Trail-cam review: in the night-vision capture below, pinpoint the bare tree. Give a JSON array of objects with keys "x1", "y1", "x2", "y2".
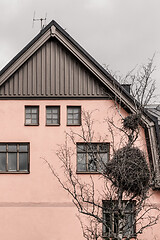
[{"x1": 45, "y1": 57, "x2": 159, "y2": 240}]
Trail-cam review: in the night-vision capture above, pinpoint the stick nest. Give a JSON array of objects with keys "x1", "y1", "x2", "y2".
[
  {"x1": 123, "y1": 114, "x2": 140, "y2": 131},
  {"x1": 106, "y1": 146, "x2": 150, "y2": 197}
]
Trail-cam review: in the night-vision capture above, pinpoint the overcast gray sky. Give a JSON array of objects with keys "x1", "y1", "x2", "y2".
[{"x1": 0, "y1": 0, "x2": 160, "y2": 99}]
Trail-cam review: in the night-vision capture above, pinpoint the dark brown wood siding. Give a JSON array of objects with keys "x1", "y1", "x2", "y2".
[{"x1": 0, "y1": 39, "x2": 110, "y2": 98}]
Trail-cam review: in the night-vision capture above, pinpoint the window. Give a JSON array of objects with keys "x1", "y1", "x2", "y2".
[
  {"x1": 77, "y1": 143, "x2": 109, "y2": 172},
  {"x1": 25, "y1": 106, "x2": 39, "y2": 125},
  {"x1": 46, "y1": 106, "x2": 60, "y2": 125},
  {"x1": 103, "y1": 200, "x2": 135, "y2": 238},
  {"x1": 0, "y1": 143, "x2": 29, "y2": 173},
  {"x1": 67, "y1": 106, "x2": 81, "y2": 126}
]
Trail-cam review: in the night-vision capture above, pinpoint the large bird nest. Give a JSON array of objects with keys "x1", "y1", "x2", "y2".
[
  {"x1": 105, "y1": 146, "x2": 150, "y2": 197},
  {"x1": 123, "y1": 114, "x2": 140, "y2": 131}
]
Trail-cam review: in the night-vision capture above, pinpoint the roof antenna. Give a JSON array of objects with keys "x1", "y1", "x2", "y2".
[{"x1": 32, "y1": 11, "x2": 47, "y2": 30}]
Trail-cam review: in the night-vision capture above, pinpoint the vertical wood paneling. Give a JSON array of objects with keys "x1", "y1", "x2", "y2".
[
  {"x1": 4, "y1": 81, "x2": 8, "y2": 95},
  {"x1": 9, "y1": 76, "x2": 13, "y2": 95},
  {"x1": 45, "y1": 41, "x2": 51, "y2": 96},
  {"x1": 32, "y1": 54, "x2": 37, "y2": 95},
  {"x1": 0, "y1": 39, "x2": 109, "y2": 98},
  {"x1": 50, "y1": 41, "x2": 54, "y2": 95},
  {"x1": 13, "y1": 72, "x2": 18, "y2": 95},
  {"x1": 55, "y1": 42, "x2": 59, "y2": 95},
  {"x1": 0, "y1": 85, "x2": 4, "y2": 95},
  {"x1": 18, "y1": 68, "x2": 22, "y2": 95},
  {"x1": 64, "y1": 52, "x2": 68, "y2": 95},
  {"x1": 27, "y1": 59, "x2": 32, "y2": 96},
  {"x1": 73, "y1": 62, "x2": 77, "y2": 95},
  {"x1": 78, "y1": 66, "x2": 81, "y2": 95},
  {"x1": 92, "y1": 78, "x2": 95, "y2": 95},
  {"x1": 36, "y1": 50, "x2": 41, "y2": 95},
  {"x1": 23, "y1": 64, "x2": 28, "y2": 95},
  {"x1": 41, "y1": 45, "x2": 46, "y2": 95},
  {"x1": 82, "y1": 70, "x2": 85, "y2": 95},
  {"x1": 59, "y1": 46, "x2": 65, "y2": 95}
]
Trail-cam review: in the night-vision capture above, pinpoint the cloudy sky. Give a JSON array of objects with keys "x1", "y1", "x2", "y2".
[{"x1": 0, "y1": 0, "x2": 160, "y2": 99}]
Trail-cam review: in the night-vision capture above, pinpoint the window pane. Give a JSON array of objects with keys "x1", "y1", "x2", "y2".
[
  {"x1": 114, "y1": 213, "x2": 119, "y2": 234},
  {"x1": 26, "y1": 113, "x2": 31, "y2": 119},
  {"x1": 77, "y1": 153, "x2": 86, "y2": 171},
  {"x1": 46, "y1": 108, "x2": 52, "y2": 113},
  {"x1": 32, "y1": 119, "x2": 38, "y2": 124},
  {"x1": 0, "y1": 153, "x2": 6, "y2": 171},
  {"x1": 47, "y1": 119, "x2": 52, "y2": 124},
  {"x1": 103, "y1": 213, "x2": 112, "y2": 234},
  {"x1": 88, "y1": 154, "x2": 97, "y2": 171},
  {"x1": 68, "y1": 114, "x2": 73, "y2": 119},
  {"x1": 52, "y1": 119, "x2": 58, "y2": 124},
  {"x1": 73, "y1": 119, "x2": 79, "y2": 125},
  {"x1": 26, "y1": 119, "x2": 31, "y2": 124},
  {"x1": 19, "y1": 153, "x2": 28, "y2": 171},
  {"x1": 99, "y1": 143, "x2": 108, "y2": 152},
  {"x1": 67, "y1": 119, "x2": 73, "y2": 125},
  {"x1": 0, "y1": 145, "x2": 6, "y2": 152},
  {"x1": 52, "y1": 114, "x2": 58, "y2": 119},
  {"x1": 124, "y1": 214, "x2": 134, "y2": 235},
  {"x1": 77, "y1": 144, "x2": 86, "y2": 152},
  {"x1": 99, "y1": 153, "x2": 108, "y2": 163},
  {"x1": 8, "y1": 144, "x2": 17, "y2": 152},
  {"x1": 19, "y1": 144, "x2": 28, "y2": 152},
  {"x1": 73, "y1": 113, "x2": 79, "y2": 119},
  {"x1": 8, "y1": 153, "x2": 17, "y2": 171},
  {"x1": 31, "y1": 108, "x2": 38, "y2": 113},
  {"x1": 52, "y1": 108, "x2": 58, "y2": 114},
  {"x1": 67, "y1": 108, "x2": 73, "y2": 114},
  {"x1": 88, "y1": 144, "x2": 97, "y2": 152},
  {"x1": 73, "y1": 108, "x2": 79, "y2": 113},
  {"x1": 47, "y1": 113, "x2": 52, "y2": 119},
  {"x1": 32, "y1": 114, "x2": 37, "y2": 119},
  {"x1": 25, "y1": 108, "x2": 31, "y2": 113}
]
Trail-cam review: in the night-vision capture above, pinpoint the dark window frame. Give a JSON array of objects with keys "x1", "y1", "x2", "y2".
[
  {"x1": 67, "y1": 106, "x2": 81, "y2": 126},
  {"x1": 103, "y1": 200, "x2": 136, "y2": 239},
  {"x1": 46, "y1": 106, "x2": 60, "y2": 126},
  {"x1": 25, "y1": 106, "x2": 39, "y2": 126},
  {"x1": 77, "y1": 142, "x2": 110, "y2": 173},
  {"x1": 0, "y1": 143, "x2": 30, "y2": 173}
]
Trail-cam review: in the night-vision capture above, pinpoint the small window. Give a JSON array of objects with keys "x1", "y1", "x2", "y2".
[
  {"x1": 46, "y1": 106, "x2": 60, "y2": 126},
  {"x1": 103, "y1": 200, "x2": 135, "y2": 238},
  {"x1": 0, "y1": 143, "x2": 29, "y2": 173},
  {"x1": 67, "y1": 106, "x2": 81, "y2": 126},
  {"x1": 77, "y1": 143, "x2": 109, "y2": 172},
  {"x1": 25, "y1": 106, "x2": 39, "y2": 125}
]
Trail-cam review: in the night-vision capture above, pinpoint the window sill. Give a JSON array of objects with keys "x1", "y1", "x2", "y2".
[
  {"x1": 0, "y1": 171, "x2": 30, "y2": 174},
  {"x1": 46, "y1": 124, "x2": 60, "y2": 126},
  {"x1": 67, "y1": 124, "x2": 81, "y2": 127},
  {"x1": 25, "y1": 124, "x2": 39, "y2": 126}
]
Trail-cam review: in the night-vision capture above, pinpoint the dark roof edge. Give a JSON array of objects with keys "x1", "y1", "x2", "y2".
[{"x1": 0, "y1": 21, "x2": 55, "y2": 76}]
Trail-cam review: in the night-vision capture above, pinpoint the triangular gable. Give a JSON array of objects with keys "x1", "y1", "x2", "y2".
[{"x1": 0, "y1": 39, "x2": 111, "y2": 98}]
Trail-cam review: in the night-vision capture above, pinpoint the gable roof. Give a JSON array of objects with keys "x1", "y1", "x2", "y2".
[
  {"x1": 0, "y1": 21, "x2": 130, "y2": 99},
  {"x1": 0, "y1": 20, "x2": 160, "y2": 188}
]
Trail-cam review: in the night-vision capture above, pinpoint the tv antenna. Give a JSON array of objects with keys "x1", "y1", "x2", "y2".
[{"x1": 32, "y1": 11, "x2": 47, "y2": 30}]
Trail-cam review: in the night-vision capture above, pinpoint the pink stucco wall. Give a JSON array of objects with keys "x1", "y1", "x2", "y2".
[{"x1": 0, "y1": 99, "x2": 159, "y2": 240}]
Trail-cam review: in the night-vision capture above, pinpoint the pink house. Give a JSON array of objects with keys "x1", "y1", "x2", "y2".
[{"x1": 0, "y1": 20, "x2": 159, "y2": 240}]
